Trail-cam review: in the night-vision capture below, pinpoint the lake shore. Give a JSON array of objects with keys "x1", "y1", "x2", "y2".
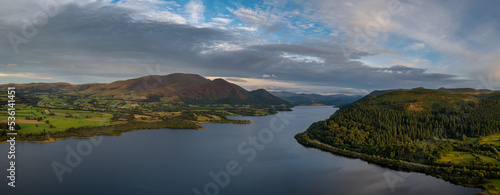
[
  {"x1": 0, "y1": 118, "x2": 252, "y2": 144},
  {"x1": 294, "y1": 132, "x2": 493, "y2": 194}
]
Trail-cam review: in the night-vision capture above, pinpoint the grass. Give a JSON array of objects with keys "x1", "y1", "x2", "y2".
[
  {"x1": 488, "y1": 179, "x2": 500, "y2": 193},
  {"x1": 444, "y1": 137, "x2": 479, "y2": 144},
  {"x1": 196, "y1": 116, "x2": 210, "y2": 122},
  {"x1": 0, "y1": 95, "x2": 267, "y2": 135},
  {"x1": 465, "y1": 137, "x2": 480, "y2": 144},
  {"x1": 438, "y1": 151, "x2": 500, "y2": 166},
  {"x1": 1, "y1": 103, "x2": 255, "y2": 134},
  {"x1": 0, "y1": 105, "x2": 115, "y2": 133},
  {"x1": 439, "y1": 151, "x2": 476, "y2": 164},
  {"x1": 481, "y1": 133, "x2": 500, "y2": 146}
]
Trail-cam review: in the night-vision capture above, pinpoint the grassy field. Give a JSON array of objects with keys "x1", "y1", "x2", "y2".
[
  {"x1": 481, "y1": 133, "x2": 500, "y2": 146},
  {"x1": 0, "y1": 103, "x2": 254, "y2": 134},
  {"x1": 0, "y1": 105, "x2": 115, "y2": 134},
  {"x1": 438, "y1": 151, "x2": 500, "y2": 166},
  {"x1": 444, "y1": 137, "x2": 479, "y2": 144}
]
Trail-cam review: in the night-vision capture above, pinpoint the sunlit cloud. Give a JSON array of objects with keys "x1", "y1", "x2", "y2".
[
  {"x1": 0, "y1": 73, "x2": 53, "y2": 80},
  {"x1": 207, "y1": 76, "x2": 369, "y2": 95}
]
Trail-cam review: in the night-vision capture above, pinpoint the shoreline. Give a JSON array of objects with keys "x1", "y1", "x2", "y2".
[
  {"x1": 0, "y1": 117, "x2": 255, "y2": 144},
  {"x1": 294, "y1": 132, "x2": 494, "y2": 194}
]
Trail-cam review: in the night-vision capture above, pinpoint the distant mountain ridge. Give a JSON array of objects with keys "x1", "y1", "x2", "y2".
[
  {"x1": 270, "y1": 91, "x2": 362, "y2": 106},
  {"x1": 0, "y1": 73, "x2": 291, "y2": 106}
]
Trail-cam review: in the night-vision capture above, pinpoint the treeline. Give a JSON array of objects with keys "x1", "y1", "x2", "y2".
[{"x1": 296, "y1": 133, "x2": 497, "y2": 188}]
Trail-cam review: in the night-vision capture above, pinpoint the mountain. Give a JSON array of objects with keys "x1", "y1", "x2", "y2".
[
  {"x1": 0, "y1": 73, "x2": 290, "y2": 106},
  {"x1": 249, "y1": 89, "x2": 291, "y2": 106},
  {"x1": 270, "y1": 91, "x2": 362, "y2": 106}
]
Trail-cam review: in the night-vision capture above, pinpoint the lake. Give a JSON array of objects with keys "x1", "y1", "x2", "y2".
[{"x1": 1, "y1": 106, "x2": 479, "y2": 194}]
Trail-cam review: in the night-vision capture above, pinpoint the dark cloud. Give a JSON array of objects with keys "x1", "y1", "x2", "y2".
[{"x1": 0, "y1": 0, "x2": 469, "y2": 93}]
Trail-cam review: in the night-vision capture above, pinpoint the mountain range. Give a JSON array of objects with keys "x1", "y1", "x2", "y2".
[
  {"x1": 0, "y1": 73, "x2": 290, "y2": 106},
  {"x1": 270, "y1": 91, "x2": 362, "y2": 106}
]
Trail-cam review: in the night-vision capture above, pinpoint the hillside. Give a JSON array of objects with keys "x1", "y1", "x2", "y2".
[
  {"x1": 271, "y1": 91, "x2": 362, "y2": 106},
  {"x1": 296, "y1": 88, "x2": 500, "y2": 193}
]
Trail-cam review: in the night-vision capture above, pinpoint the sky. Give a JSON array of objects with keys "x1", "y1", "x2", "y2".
[{"x1": 0, "y1": 0, "x2": 499, "y2": 95}]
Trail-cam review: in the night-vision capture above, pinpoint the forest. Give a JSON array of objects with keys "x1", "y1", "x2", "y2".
[{"x1": 298, "y1": 88, "x2": 500, "y2": 193}]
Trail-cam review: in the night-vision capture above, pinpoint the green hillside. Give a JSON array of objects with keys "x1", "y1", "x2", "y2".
[{"x1": 297, "y1": 88, "x2": 500, "y2": 194}]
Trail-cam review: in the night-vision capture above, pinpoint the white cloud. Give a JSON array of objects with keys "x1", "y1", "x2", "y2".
[
  {"x1": 281, "y1": 53, "x2": 325, "y2": 63},
  {"x1": 228, "y1": 7, "x2": 285, "y2": 32},
  {"x1": 262, "y1": 74, "x2": 277, "y2": 78},
  {"x1": 185, "y1": 0, "x2": 205, "y2": 25},
  {"x1": 115, "y1": 0, "x2": 187, "y2": 24},
  {"x1": 200, "y1": 41, "x2": 244, "y2": 54},
  {"x1": 212, "y1": 17, "x2": 232, "y2": 24},
  {"x1": 235, "y1": 26, "x2": 258, "y2": 32}
]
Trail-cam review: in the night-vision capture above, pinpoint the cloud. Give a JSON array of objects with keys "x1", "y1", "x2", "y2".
[
  {"x1": 0, "y1": 73, "x2": 53, "y2": 80},
  {"x1": 185, "y1": 0, "x2": 205, "y2": 25},
  {"x1": 207, "y1": 76, "x2": 369, "y2": 95},
  {"x1": 405, "y1": 42, "x2": 425, "y2": 50},
  {"x1": 0, "y1": 0, "x2": 492, "y2": 92},
  {"x1": 262, "y1": 74, "x2": 277, "y2": 78},
  {"x1": 0, "y1": 64, "x2": 17, "y2": 68},
  {"x1": 115, "y1": 0, "x2": 187, "y2": 24},
  {"x1": 281, "y1": 53, "x2": 325, "y2": 63},
  {"x1": 212, "y1": 17, "x2": 232, "y2": 24},
  {"x1": 229, "y1": 7, "x2": 286, "y2": 33}
]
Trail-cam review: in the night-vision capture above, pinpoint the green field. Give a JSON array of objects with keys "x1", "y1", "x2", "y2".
[
  {"x1": 0, "y1": 105, "x2": 115, "y2": 134},
  {"x1": 481, "y1": 133, "x2": 500, "y2": 146},
  {"x1": 0, "y1": 102, "x2": 256, "y2": 135},
  {"x1": 438, "y1": 151, "x2": 500, "y2": 166},
  {"x1": 489, "y1": 179, "x2": 500, "y2": 194}
]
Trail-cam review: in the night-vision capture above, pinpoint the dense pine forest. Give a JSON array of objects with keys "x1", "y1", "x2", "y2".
[{"x1": 297, "y1": 88, "x2": 500, "y2": 194}]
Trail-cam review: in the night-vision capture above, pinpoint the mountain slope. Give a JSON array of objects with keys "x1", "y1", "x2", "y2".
[
  {"x1": 178, "y1": 78, "x2": 254, "y2": 104},
  {"x1": 250, "y1": 89, "x2": 291, "y2": 106}
]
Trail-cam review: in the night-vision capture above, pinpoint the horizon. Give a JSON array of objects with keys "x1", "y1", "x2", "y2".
[{"x1": 1, "y1": 72, "x2": 497, "y2": 96}]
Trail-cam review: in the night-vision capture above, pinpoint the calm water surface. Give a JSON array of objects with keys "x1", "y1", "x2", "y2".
[{"x1": 1, "y1": 106, "x2": 479, "y2": 194}]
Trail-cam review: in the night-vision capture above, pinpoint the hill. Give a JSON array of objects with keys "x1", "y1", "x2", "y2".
[
  {"x1": 270, "y1": 91, "x2": 362, "y2": 106},
  {"x1": 296, "y1": 88, "x2": 500, "y2": 193}
]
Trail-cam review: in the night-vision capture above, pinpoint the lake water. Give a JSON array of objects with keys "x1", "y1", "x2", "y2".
[{"x1": 1, "y1": 106, "x2": 479, "y2": 194}]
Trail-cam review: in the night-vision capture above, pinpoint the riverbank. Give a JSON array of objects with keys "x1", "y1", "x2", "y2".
[{"x1": 294, "y1": 132, "x2": 495, "y2": 195}]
